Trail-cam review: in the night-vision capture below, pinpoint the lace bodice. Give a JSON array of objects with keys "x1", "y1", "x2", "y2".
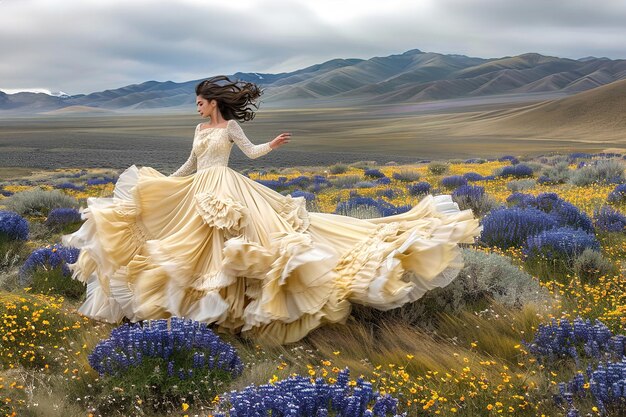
[{"x1": 169, "y1": 120, "x2": 272, "y2": 176}]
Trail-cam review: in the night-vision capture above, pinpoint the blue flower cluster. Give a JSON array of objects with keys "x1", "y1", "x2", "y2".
[
  {"x1": 597, "y1": 152, "x2": 622, "y2": 158},
  {"x1": 557, "y1": 359, "x2": 626, "y2": 416},
  {"x1": 508, "y1": 193, "x2": 595, "y2": 233},
  {"x1": 335, "y1": 197, "x2": 412, "y2": 217},
  {"x1": 526, "y1": 317, "x2": 624, "y2": 366},
  {"x1": 54, "y1": 182, "x2": 85, "y2": 191},
  {"x1": 0, "y1": 210, "x2": 29, "y2": 241},
  {"x1": 440, "y1": 175, "x2": 468, "y2": 189},
  {"x1": 531, "y1": 316, "x2": 626, "y2": 415},
  {"x1": 214, "y1": 368, "x2": 406, "y2": 417},
  {"x1": 45, "y1": 207, "x2": 83, "y2": 227},
  {"x1": 364, "y1": 169, "x2": 385, "y2": 179},
  {"x1": 0, "y1": 187, "x2": 14, "y2": 197},
  {"x1": 19, "y1": 243, "x2": 79, "y2": 277},
  {"x1": 256, "y1": 175, "x2": 324, "y2": 191},
  {"x1": 407, "y1": 182, "x2": 431, "y2": 196},
  {"x1": 497, "y1": 164, "x2": 533, "y2": 178},
  {"x1": 290, "y1": 190, "x2": 316, "y2": 202},
  {"x1": 523, "y1": 227, "x2": 599, "y2": 261},
  {"x1": 498, "y1": 155, "x2": 519, "y2": 164},
  {"x1": 464, "y1": 158, "x2": 486, "y2": 164},
  {"x1": 87, "y1": 176, "x2": 117, "y2": 186},
  {"x1": 376, "y1": 189, "x2": 396, "y2": 199},
  {"x1": 462, "y1": 172, "x2": 485, "y2": 182},
  {"x1": 506, "y1": 192, "x2": 536, "y2": 208},
  {"x1": 88, "y1": 318, "x2": 243, "y2": 379},
  {"x1": 480, "y1": 207, "x2": 558, "y2": 249},
  {"x1": 594, "y1": 206, "x2": 626, "y2": 232},
  {"x1": 452, "y1": 185, "x2": 485, "y2": 201},
  {"x1": 608, "y1": 184, "x2": 626, "y2": 204},
  {"x1": 569, "y1": 152, "x2": 593, "y2": 161}
]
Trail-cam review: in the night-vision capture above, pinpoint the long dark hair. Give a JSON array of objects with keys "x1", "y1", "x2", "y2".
[{"x1": 195, "y1": 76, "x2": 262, "y2": 122}]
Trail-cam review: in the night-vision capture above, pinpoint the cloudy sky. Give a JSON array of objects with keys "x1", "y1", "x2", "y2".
[{"x1": 1, "y1": 0, "x2": 625, "y2": 95}]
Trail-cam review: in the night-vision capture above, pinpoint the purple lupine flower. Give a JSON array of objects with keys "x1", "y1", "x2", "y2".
[
  {"x1": 594, "y1": 206, "x2": 626, "y2": 232},
  {"x1": 45, "y1": 207, "x2": 83, "y2": 227},
  {"x1": 480, "y1": 207, "x2": 558, "y2": 249},
  {"x1": 19, "y1": 243, "x2": 79, "y2": 277},
  {"x1": 440, "y1": 175, "x2": 468, "y2": 189},
  {"x1": 214, "y1": 368, "x2": 404, "y2": 417},
  {"x1": 290, "y1": 190, "x2": 315, "y2": 201},
  {"x1": 608, "y1": 184, "x2": 626, "y2": 204},
  {"x1": 463, "y1": 172, "x2": 484, "y2": 181},
  {"x1": 407, "y1": 182, "x2": 431, "y2": 196},
  {"x1": 376, "y1": 188, "x2": 395, "y2": 199},
  {"x1": 87, "y1": 176, "x2": 117, "y2": 186},
  {"x1": 499, "y1": 155, "x2": 519, "y2": 164},
  {"x1": 364, "y1": 169, "x2": 385, "y2": 179},
  {"x1": 0, "y1": 210, "x2": 29, "y2": 241},
  {"x1": 506, "y1": 192, "x2": 536, "y2": 208},
  {"x1": 523, "y1": 227, "x2": 599, "y2": 261},
  {"x1": 54, "y1": 182, "x2": 85, "y2": 191},
  {"x1": 498, "y1": 164, "x2": 533, "y2": 178},
  {"x1": 88, "y1": 318, "x2": 243, "y2": 379}
]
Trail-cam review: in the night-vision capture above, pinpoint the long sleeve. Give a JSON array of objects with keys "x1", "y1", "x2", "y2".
[
  {"x1": 169, "y1": 148, "x2": 197, "y2": 177},
  {"x1": 228, "y1": 120, "x2": 272, "y2": 159}
]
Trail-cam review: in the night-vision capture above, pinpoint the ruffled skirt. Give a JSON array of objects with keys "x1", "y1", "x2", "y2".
[{"x1": 63, "y1": 165, "x2": 480, "y2": 343}]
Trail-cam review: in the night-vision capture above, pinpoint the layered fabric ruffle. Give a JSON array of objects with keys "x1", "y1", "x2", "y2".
[{"x1": 63, "y1": 165, "x2": 480, "y2": 343}]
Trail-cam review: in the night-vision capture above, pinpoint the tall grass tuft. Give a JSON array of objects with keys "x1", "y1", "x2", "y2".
[
  {"x1": 506, "y1": 179, "x2": 536, "y2": 192},
  {"x1": 392, "y1": 169, "x2": 421, "y2": 182},
  {"x1": 330, "y1": 174, "x2": 362, "y2": 188},
  {"x1": 4, "y1": 188, "x2": 79, "y2": 216}
]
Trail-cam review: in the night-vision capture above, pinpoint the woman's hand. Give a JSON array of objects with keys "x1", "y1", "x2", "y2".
[{"x1": 269, "y1": 132, "x2": 291, "y2": 149}]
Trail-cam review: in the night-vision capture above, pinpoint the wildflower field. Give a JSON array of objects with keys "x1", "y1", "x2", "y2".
[{"x1": 1, "y1": 153, "x2": 626, "y2": 416}]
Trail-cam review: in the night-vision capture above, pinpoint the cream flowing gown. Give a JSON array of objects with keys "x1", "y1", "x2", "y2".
[{"x1": 63, "y1": 120, "x2": 480, "y2": 343}]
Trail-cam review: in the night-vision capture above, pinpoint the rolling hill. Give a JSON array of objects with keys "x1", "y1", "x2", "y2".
[
  {"x1": 1, "y1": 49, "x2": 625, "y2": 114},
  {"x1": 455, "y1": 78, "x2": 626, "y2": 140}
]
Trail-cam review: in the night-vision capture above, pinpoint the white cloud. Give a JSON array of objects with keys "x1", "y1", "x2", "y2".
[{"x1": 0, "y1": 0, "x2": 624, "y2": 94}]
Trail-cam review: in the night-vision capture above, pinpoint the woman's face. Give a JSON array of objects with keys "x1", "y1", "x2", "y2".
[{"x1": 196, "y1": 96, "x2": 214, "y2": 118}]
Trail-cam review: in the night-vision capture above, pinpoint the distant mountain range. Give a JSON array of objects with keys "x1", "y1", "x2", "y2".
[{"x1": 1, "y1": 49, "x2": 625, "y2": 114}]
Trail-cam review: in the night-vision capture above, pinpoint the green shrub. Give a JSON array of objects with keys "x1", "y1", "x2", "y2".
[
  {"x1": 539, "y1": 162, "x2": 572, "y2": 184},
  {"x1": 349, "y1": 160, "x2": 377, "y2": 169},
  {"x1": 392, "y1": 169, "x2": 421, "y2": 182},
  {"x1": 5, "y1": 188, "x2": 79, "y2": 216},
  {"x1": 452, "y1": 191, "x2": 499, "y2": 218},
  {"x1": 355, "y1": 181, "x2": 376, "y2": 188},
  {"x1": 330, "y1": 175, "x2": 362, "y2": 188},
  {"x1": 28, "y1": 268, "x2": 86, "y2": 300},
  {"x1": 570, "y1": 160, "x2": 625, "y2": 186},
  {"x1": 428, "y1": 161, "x2": 449, "y2": 175},
  {"x1": 329, "y1": 163, "x2": 349, "y2": 174},
  {"x1": 506, "y1": 179, "x2": 536, "y2": 192},
  {"x1": 572, "y1": 248, "x2": 618, "y2": 284},
  {"x1": 353, "y1": 249, "x2": 548, "y2": 327}
]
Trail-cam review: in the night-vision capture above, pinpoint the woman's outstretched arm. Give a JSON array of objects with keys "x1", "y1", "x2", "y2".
[{"x1": 228, "y1": 120, "x2": 291, "y2": 159}]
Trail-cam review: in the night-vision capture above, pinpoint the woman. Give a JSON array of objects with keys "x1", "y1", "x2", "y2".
[{"x1": 63, "y1": 76, "x2": 480, "y2": 344}]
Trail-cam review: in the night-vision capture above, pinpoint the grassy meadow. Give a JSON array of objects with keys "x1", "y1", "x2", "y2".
[
  {"x1": 1, "y1": 153, "x2": 626, "y2": 416},
  {"x1": 1, "y1": 96, "x2": 624, "y2": 175}
]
